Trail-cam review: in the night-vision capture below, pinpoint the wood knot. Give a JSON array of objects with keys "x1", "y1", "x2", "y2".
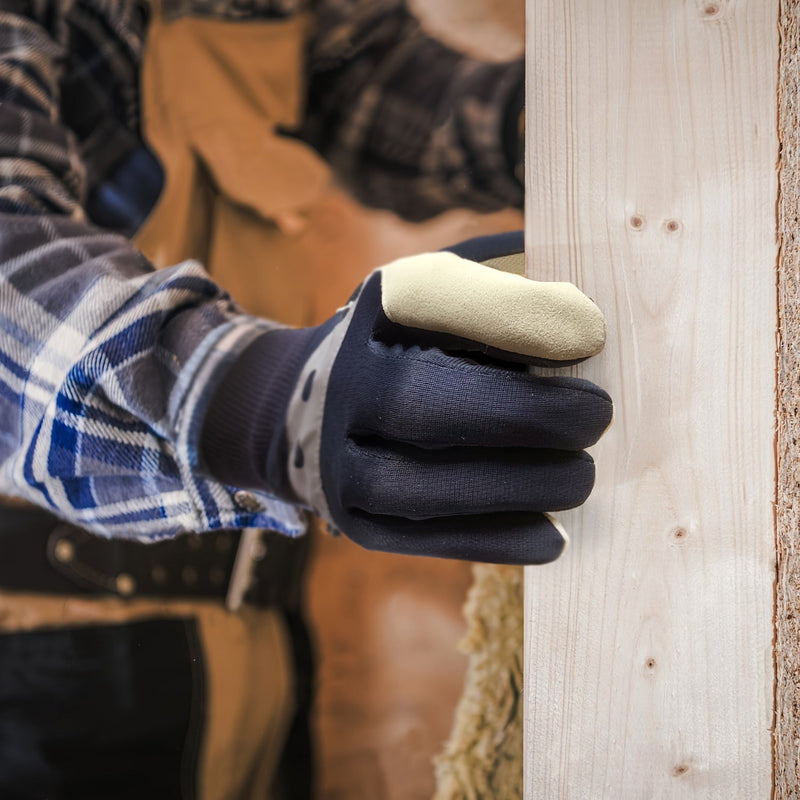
[{"x1": 670, "y1": 526, "x2": 689, "y2": 544}]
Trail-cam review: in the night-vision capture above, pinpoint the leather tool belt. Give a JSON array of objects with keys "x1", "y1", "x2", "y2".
[{"x1": 0, "y1": 505, "x2": 309, "y2": 611}]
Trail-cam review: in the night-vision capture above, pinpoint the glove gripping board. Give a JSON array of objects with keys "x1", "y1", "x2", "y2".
[{"x1": 379, "y1": 252, "x2": 606, "y2": 363}]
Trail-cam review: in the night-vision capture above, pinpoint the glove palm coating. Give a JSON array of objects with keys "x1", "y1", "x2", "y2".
[{"x1": 202, "y1": 232, "x2": 612, "y2": 564}]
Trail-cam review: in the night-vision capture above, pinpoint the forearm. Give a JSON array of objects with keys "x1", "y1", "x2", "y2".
[
  {"x1": 302, "y1": 0, "x2": 524, "y2": 220},
  {"x1": 0, "y1": 6, "x2": 305, "y2": 539}
]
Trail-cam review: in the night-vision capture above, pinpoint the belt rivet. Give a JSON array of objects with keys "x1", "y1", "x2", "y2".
[
  {"x1": 115, "y1": 573, "x2": 136, "y2": 597},
  {"x1": 182, "y1": 566, "x2": 198, "y2": 586},
  {"x1": 53, "y1": 539, "x2": 75, "y2": 564},
  {"x1": 151, "y1": 565, "x2": 167, "y2": 584},
  {"x1": 233, "y1": 491, "x2": 264, "y2": 513}
]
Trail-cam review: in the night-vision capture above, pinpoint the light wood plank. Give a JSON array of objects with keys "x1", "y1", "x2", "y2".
[
  {"x1": 776, "y1": 1, "x2": 800, "y2": 793},
  {"x1": 523, "y1": 2, "x2": 778, "y2": 797}
]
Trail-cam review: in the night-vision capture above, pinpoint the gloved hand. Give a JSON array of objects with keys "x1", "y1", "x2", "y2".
[{"x1": 201, "y1": 232, "x2": 612, "y2": 564}]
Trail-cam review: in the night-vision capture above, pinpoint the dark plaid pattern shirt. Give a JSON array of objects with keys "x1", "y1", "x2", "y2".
[{"x1": 0, "y1": 0, "x2": 523, "y2": 539}]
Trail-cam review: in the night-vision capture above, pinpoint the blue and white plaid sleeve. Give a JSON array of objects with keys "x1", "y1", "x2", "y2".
[{"x1": 0, "y1": 4, "x2": 306, "y2": 540}]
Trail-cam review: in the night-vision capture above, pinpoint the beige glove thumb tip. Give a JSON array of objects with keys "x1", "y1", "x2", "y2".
[
  {"x1": 554, "y1": 283, "x2": 607, "y2": 360},
  {"x1": 380, "y1": 252, "x2": 607, "y2": 362}
]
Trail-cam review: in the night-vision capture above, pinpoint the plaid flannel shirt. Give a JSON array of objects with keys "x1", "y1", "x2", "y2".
[{"x1": 0, "y1": 0, "x2": 523, "y2": 540}]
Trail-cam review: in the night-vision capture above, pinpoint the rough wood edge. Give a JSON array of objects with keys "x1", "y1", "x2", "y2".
[
  {"x1": 777, "y1": 2, "x2": 800, "y2": 796},
  {"x1": 432, "y1": 565, "x2": 523, "y2": 800}
]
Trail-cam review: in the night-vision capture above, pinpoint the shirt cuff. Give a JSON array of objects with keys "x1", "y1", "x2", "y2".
[{"x1": 170, "y1": 315, "x2": 310, "y2": 540}]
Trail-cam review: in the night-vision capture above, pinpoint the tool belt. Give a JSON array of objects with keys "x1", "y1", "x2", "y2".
[{"x1": 0, "y1": 504, "x2": 309, "y2": 611}]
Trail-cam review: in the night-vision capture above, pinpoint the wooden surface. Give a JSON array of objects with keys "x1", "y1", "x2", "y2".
[
  {"x1": 523, "y1": 2, "x2": 778, "y2": 797},
  {"x1": 776, "y1": 1, "x2": 800, "y2": 795}
]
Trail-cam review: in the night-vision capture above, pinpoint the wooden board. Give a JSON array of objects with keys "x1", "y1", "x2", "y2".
[
  {"x1": 776, "y1": 1, "x2": 800, "y2": 794},
  {"x1": 523, "y1": 2, "x2": 778, "y2": 796}
]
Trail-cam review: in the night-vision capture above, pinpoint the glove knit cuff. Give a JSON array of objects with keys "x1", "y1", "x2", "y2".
[{"x1": 199, "y1": 324, "x2": 326, "y2": 502}]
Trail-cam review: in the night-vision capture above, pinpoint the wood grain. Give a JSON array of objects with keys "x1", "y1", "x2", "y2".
[
  {"x1": 776, "y1": 1, "x2": 800, "y2": 795},
  {"x1": 523, "y1": 2, "x2": 778, "y2": 797}
]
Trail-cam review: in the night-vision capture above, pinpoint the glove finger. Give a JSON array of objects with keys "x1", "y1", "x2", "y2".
[
  {"x1": 377, "y1": 252, "x2": 606, "y2": 364},
  {"x1": 345, "y1": 511, "x2": 568, "y2": 565},
  {"x1": 353, "y1": 358, "x2": 612, "y2": 450},
  {"x1": 340, "y1": 444, "x2": 595, "y2": 518}
]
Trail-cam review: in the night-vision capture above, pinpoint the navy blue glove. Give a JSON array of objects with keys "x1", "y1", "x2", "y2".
[{"x1": 202, "y1": 232, "x2": 612, "y2": 564}]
